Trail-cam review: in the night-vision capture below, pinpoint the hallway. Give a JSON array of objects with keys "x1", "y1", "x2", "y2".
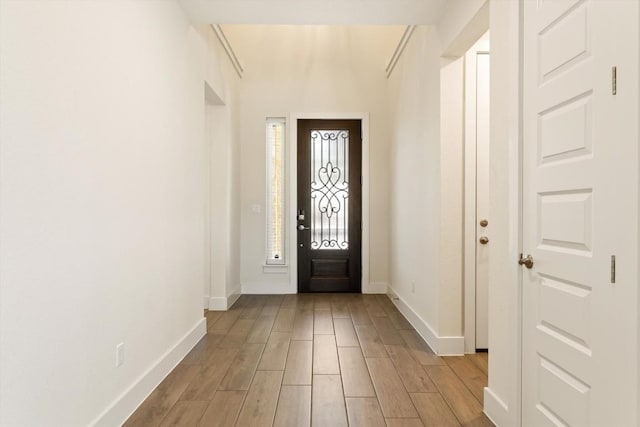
[{"x1": 125, "y1": 294, "x2": 493, "y2": 426}]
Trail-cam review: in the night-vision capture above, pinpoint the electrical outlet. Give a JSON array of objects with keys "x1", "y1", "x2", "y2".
[
  {"x1": 116, "y1": 343, "x2": 124, "y2": 368},
  {"x1": 251, "y1": 204, "x2": 261, "y2": 213},
  {"x1": 411, "y1": 282, "x2": 415, "y2": 293}
]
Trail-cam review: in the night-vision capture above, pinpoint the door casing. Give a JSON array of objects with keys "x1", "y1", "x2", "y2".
[{"x1": 288, "y1": 112, "x2": 372, "y2": 294}]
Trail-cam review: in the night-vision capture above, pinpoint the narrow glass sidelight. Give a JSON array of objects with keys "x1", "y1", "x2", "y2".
[
  {"x1": 310, "y1": 130, "x2": 349, "y2": 250},
  {"x1": 266, "y1": 117, "x2": 286, "y2": 264}
]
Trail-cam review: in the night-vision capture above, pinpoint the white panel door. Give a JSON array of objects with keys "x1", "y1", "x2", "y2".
[
  {"x1": 464, "y1": 35, "x2": 490, "y2": 353},
  {"x1": 475, "y1": 52, "x2": 490, "y2": 350},
  {"x1": 522, "y1": 1, "x2": 638, "y2": 426}
]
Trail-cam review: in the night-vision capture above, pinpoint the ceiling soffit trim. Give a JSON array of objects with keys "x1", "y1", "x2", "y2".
[
  {"x1": 385, "y1": 25, "x2": 416, "y2": 79},
  {"x1": 211, "y1": 24, "x2": 244, "y2": 78}
]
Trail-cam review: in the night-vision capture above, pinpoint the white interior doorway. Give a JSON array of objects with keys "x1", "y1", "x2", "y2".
[
  {"x1": 464, "y1": 33, "x2": 491, "y2": 353},
  {"x1": 204, "y1": 82, "x2": 237, "y2": 310}
]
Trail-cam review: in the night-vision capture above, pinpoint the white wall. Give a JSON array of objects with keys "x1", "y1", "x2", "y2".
[
  {"x1": 0, "y1": 2, "x2": 233, "y2": 425},
  {"x1": 227, "y1": 25, "x2": 399, "y2": 294},
  {"x1": 387, "y1": 25, "x2": 447, "y2": 345},
  {"x1": 386, "y1": 1, "x2": 488, "y2": 356},
  {"x1": 439, "y1": 56, "x2": 465, "y2": 340}
]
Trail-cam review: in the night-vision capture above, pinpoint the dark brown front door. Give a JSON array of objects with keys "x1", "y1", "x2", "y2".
[{"x1": 297, "y1": 119, "x2": 362, "y2": 293}]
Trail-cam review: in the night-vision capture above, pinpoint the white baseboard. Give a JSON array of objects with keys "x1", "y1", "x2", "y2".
[
  {"x1": 203, "y1": 295, "x2": 210, "y2": 309},
  {"x1": 208, "y1": 288, "x2": 242, "y2": 311},
  {"x1": 364, "y1": 282, "x2": 388, "y2": 294},
  {"x1": 90, "y1": 318, "x2": 206, "y2": 427},
  {"x1": 483, "y1": 387, "x2": 510, "y2": 426},
  {"x1": 438, "y1": 335, "x2": 466, "y2": 356},
  {"x1": 208, "y1": 297, "x2": 228, "y2": 310},
  {"x1": 227, "y1": 288, "x2": 241, "y2": 308},
  {"x1": 386, "y1": 287, "x2": 464, "y2": 356}
]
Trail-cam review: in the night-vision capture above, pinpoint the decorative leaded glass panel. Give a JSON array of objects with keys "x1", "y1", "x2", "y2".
[{"x1": 310, "y1": 130, "x2": 349, "y2": 250}]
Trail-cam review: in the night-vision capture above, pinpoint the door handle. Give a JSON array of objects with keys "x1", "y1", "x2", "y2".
[
  {"x1": 297, "y1": 225, "x2": 310, "y2": 231},
  {"x1": 479, "y1": 236, "x2": 489, "y2": 245},
  {"x1": 519, "y1": 254, "x2": 534, "y2": 269}
]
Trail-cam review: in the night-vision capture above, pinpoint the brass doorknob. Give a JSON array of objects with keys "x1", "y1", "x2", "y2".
[
  {"x1": 480, "y1": 219, "x2": 488, "y2": 227},
  {"x1": 519, "y1": 255, "x2": 534, "y2": 269},
  {"x1": 479, "y1": 236, "x2": 489, "y2": 245}
]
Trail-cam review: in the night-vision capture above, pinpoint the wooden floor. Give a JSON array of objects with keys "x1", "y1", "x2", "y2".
[{"x1": 125, "y1": 294, "x2": 493, "y2": 427}]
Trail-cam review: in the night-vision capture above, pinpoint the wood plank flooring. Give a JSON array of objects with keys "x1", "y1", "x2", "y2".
[{"x1": 125, "y1": 294, "x2": 493, "y2": 427}]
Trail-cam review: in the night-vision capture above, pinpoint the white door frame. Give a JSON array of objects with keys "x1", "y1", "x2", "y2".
[
  {"x1": 288, "y1": 112, "x2": 371, "y2": 294},
  {"x1": 483, "y1": 1, "x2": 524, "y2": 425},
  {"x1": 203, "y1": 81, "x2": 230, "y2": 310}
]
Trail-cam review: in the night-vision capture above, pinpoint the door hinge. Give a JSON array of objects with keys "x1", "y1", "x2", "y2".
[
  {"x1": 611, "y1": 255, "x2": 616, "y2": 284},
  {"x1": 612, "y1": 66, "x2": 617, "y2": 95}
]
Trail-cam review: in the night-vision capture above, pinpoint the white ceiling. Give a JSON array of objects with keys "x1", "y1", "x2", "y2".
[{"x1": 178, "y1": 0, "x2": 447, "y2": 25}]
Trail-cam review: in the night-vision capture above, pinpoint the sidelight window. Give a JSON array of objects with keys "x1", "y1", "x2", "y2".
[{"x1": 266, "y1": 118, "x2": 286, "y2": 265}]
